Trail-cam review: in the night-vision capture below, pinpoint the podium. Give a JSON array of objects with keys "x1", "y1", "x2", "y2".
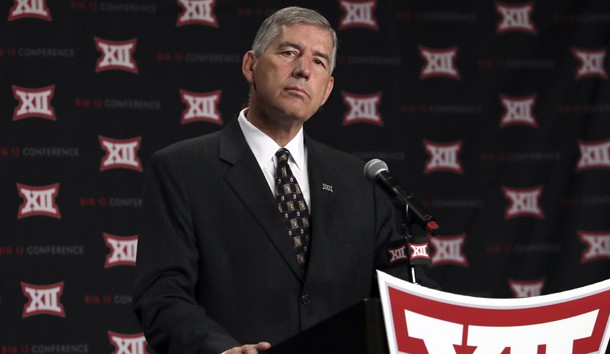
[{"x1": 267, "y1": 299, "x2": 389, "y2": 354}]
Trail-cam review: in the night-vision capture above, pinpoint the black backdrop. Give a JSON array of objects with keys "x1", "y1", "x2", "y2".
[{"x1": 2, "y1": 0, "x2": 610, "y2": 352}]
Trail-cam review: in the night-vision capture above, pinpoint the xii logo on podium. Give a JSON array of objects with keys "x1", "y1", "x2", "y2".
[{"x1": 378, "y1": 271, "x2": 610, "y2": 354}]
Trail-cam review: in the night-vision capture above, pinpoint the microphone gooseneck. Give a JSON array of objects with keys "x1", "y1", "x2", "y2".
[{"x1": 364, "y1": 159, "x2": 439, "y2": 235}]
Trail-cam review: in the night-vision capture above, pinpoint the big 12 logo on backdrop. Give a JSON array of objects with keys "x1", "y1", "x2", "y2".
[
  {"x1": 94, "y1": 38, "x2": 138, "y2": 73},
  {"x1": 12, "y1": 85, "x2": 56, "y2": 121},
  {"x1": 17, "y1": 183, "x2": 61, "y2": 219},
  {"x1": 21, "y1": 282, "x2": 65, "y2": 318},
  {"x1": 338, "y1": 0, "x2": 378, "y2": 30},
  {"x1": 9, "y1": 0, "x2": 52, "y2": 21}
]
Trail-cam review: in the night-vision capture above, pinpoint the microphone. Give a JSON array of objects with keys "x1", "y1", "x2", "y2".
[{"x1": 364, "y1": 159, "x2": 439, "y2": 235}]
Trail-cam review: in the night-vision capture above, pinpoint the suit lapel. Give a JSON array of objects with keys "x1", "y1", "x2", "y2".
[
  {"x1": 305, "y1": 138, "x2": 338, "y2": 276},
  {"x1": 219, "y1": 119, "x2": 304, "y2": 281}
]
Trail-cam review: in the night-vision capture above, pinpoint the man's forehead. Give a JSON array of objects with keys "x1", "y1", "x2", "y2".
[{"x1": 272, "y1": 23, "x2": 333, "y2": 50}]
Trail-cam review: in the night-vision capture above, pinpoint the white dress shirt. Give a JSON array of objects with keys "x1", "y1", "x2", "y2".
[{"x1": 237, "y1": 108, "x2": 311, "y2": 210}]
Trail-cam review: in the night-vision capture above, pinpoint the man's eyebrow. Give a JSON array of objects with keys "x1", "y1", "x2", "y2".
[{"x1": 278, "y1": 41, "x2": 302, "y2": 51}]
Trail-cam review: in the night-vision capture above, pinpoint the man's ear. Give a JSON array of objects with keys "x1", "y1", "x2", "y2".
[
  {"x1": 321, "y1": 76, "x2": 334, "y2": 106},
  {"x1": 242, "y1": 51, "x2": 256, "y2": 84}
]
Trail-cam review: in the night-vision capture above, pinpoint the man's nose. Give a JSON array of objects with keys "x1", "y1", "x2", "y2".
[{"x1": 293, "y1": 56, "x2": 311, "y2": 79}]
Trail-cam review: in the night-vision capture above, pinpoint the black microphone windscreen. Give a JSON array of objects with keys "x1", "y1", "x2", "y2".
[{"x1": 364, "y1": 159, "x2": 389, "y2": 181}]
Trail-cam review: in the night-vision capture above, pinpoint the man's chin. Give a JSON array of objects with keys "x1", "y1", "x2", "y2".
[{"x1": 270, "y1": 106, "x2": 315, "y2": 123}]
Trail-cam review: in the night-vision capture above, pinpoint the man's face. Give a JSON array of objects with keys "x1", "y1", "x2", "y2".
[{"x1": 243, "y1": 23, "x2": 335, "y2": 125}]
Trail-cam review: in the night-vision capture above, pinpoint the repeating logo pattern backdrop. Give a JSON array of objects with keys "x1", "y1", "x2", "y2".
[{"x1": 1, "y1": 0, "x2": 609, "y2": 352}]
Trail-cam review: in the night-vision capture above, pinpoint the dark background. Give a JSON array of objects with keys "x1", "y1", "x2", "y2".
[{"x1": 1, "y1": 0, "x2": 609, "y2": 352}]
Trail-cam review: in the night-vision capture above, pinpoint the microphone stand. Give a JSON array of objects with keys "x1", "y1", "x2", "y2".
[{"x1": 399, "y1": 203, "x2": 432, "y2": 285}]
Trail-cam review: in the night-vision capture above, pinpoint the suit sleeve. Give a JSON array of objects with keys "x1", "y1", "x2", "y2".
[{"x1": 132, "y1": 151, "x2": 240, "y2": 354}]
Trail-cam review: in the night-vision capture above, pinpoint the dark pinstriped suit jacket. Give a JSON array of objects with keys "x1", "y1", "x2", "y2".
[{"x1": 133, "y1": 117, "x2": 404, "y2": 354}]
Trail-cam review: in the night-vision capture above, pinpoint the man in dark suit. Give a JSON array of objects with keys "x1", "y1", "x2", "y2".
[{"x1": 133, "y1": 6, "x2": 426, "y2": 354}]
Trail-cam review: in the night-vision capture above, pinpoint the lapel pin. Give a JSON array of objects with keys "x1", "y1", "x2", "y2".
[{"x1": 322, "y1": 183, "x2": 333, "y2": 193}]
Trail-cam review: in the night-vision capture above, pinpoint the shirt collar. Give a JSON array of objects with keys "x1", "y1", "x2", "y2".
[{"x1": 237, "y1": 108, "x2": 306, "y2": 172}]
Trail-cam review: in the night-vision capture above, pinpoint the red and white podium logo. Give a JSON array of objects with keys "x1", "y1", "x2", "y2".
[
  {"x1": 503, "y1": 185, "x2": 544, "y2": 219},
  {"x1": 430, "y1": 234, "x2": 468, "y2": 267},
  {"x1": 419, "y1": 46, "x2": 460, "y2": 79},
  {"x1": 9, "y1": 0, "x2": 51, "y2": 21},
  {"x1": 17, "y1": 183, "x2": 60, "y2": 219},
  {"x1": 12, "y1": 85, "x2": 56, "y2": 121},
  {"x1": 99, "y1": 136, "x2": 143, "y2": 172},
  {"x1": 108, "y1": 332, "x2": 149, "y2": 354},
  {"x1": 104, "y1": 233, "x2": 138, "y2": 268},
  {"x1": 180, "y1": 89, "x2": 223, "y2": 125},
  {"x1": 177, "y1": 0, "x2": 218, "y2": 27},
  {"x1": 423, "y1": 140, "x2": 463, "y2": 174},
  {"x1": 579, "y1": 231, "x2": 610, "y2": 263},
  {"x1": 338, "y1": 0, "x2": 378, "y2": 30},
  {"x1": 495, "y1": 1, "x2": 536, "y2": 34},
  {"x1": 577, "y1": 139, "x2": 610, "y2": 171},
  {"x1": 572, "y1": 48, "x2": 608, "y2": 80},
  {"x1": 342, "y1": 92, "x2": 382, "y2": 126},
  {"x1": 378, "y1": 271, "x2": 610, "y2": 354},
  {"x1": 500, "y1": 94, "x2": 538, "y2": 127},
  {"x1": 95, "y1": 38, "x2": 138, "y2": 73},
  {"x1": 22, "y1": 282, "x2": 65, "y2": 318}
]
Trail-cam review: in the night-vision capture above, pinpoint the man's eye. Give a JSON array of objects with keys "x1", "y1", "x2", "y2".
[{"x1": 283, "y1": 51, "x2": 296, "y2": 56}]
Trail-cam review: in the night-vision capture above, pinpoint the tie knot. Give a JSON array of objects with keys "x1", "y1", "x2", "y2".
[{"x1": 276, "y1": 148, "x2": 290, "y2": 163}]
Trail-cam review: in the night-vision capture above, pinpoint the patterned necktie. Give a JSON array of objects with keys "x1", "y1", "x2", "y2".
[{"x1": 275, "y1": 148, "x2": 311, "y2": 272}]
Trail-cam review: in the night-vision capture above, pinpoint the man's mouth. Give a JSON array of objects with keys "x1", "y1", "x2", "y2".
[{"x1": 285, "y1": 86, "x2": 310, "y2": 98}]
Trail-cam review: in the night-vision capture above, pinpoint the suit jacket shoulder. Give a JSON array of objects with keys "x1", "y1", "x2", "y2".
[{"x1": 150, "y1": 130, "x2": 222, "y2": 167}]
